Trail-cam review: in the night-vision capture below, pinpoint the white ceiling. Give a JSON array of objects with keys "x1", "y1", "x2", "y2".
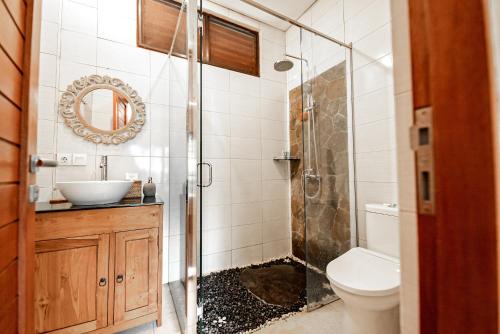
[{"x1": 208, "y1": 0, "x2": 316, "y2": 31}]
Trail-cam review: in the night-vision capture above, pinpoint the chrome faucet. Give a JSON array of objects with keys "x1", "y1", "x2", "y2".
[{"x1": 99, "y1": 156, "x2": 108, "y2": 181}]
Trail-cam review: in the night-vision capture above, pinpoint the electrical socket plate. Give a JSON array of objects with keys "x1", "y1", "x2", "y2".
[
  {"x1": 57, "y1": 153, "x2": 72, "y2": 166},
  {"x1": 72, "y1": 153, "x2": 88, "y2": 166}
]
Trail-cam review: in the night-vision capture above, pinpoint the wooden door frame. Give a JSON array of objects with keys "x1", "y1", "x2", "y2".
[
  {"x1": 18, "y1": 0, "x2": 41, "y2": 333},
  {"x1": 408, "y1": 0, "x2": 499, "y2": 332}
]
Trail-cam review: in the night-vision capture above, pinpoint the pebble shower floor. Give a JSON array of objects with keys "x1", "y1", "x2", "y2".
[{"x1": 197, "y1": 257, "x2": 334, "y2": 334}]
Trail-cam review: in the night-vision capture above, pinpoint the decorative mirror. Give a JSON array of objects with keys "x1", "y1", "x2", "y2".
[{"x1": 59, "y1": 75, "x2": 146, "y2": 144}]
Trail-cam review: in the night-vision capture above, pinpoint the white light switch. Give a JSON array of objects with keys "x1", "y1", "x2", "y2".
[
  {"x1": 72, "y1": 153, "x2": 88, "y2": 166},
  {"x1": 57, "y1": 153, "x2": 72, "y2": 166}
]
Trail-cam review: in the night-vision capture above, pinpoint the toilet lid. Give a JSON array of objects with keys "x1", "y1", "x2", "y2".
[{"x1": 326, "y1": 247, "x2": 400, "y2": 297}]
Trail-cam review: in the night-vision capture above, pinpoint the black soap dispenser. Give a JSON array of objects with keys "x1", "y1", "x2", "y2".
[{"x1": 143, "y1": 177, "x2": 156, "y2": 197}]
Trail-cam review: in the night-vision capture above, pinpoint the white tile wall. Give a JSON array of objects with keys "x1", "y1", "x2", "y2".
[
  {"x1": 390, "y1": 0, "x2": 419, "y2": 332},
  {"x1": 37, "y1": 0, "x2": 173, "y2": 284}
]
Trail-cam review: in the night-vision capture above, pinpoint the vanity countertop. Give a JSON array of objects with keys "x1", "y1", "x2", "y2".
[{"x1": 35, "y1": 196, "x2": 164, "y2": 213}]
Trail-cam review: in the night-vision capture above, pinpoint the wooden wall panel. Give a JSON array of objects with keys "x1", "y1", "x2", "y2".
[
  {"x1": 3, "y1": 0, "x2": 26, "y2": 35},
  {"x1": 0, "y1": 94, "x2": 21, "y2": 144},
  {"x1": 0, "y1": 223, "x2": 18, "y2": 272},
  {"x1": 0, "y1": 298, "x2": 17, "y2": 334},
  {"x1": 0, "y1": 261, "x2": 18, "y2": 311},
  {"x1": 0, "y1": 0, "x2": 39, "y2": 332},
  {"x1": 0, "y1": 49, "x2": 23, "y2": 107},
  {"x1": 0, "y1": 140, "x2": 20, "y2": 183},
  {"x1": 0, "y1": 184, "x2": 19, "y2": 228},
  {"x1": 0, "y1": 1, "x2": 25, "y2": 69}
]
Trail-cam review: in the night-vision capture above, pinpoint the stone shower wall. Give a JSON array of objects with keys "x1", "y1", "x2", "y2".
[{"x1": 289, "y1": 61, "x2": 351, "y2": 270}]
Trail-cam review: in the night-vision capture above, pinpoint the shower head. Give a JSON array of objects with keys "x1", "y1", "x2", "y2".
[
  {"x1": 273, "y1": 54, "x2": 309, "y2": 72},
  {"x1": 274, "y1": 59, "x2": 294, "y2": 72}
]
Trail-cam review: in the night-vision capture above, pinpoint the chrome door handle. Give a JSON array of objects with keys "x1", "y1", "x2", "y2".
[
  {"x1": 197, "y1": 162, "x2": 213, "y2": 187},
  {"x1": 30, "y1": 154, "x2": 58, "y2": 173}
]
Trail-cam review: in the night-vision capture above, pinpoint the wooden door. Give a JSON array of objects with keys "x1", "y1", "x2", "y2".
[
  {"x1": 34, "y1": 235, "x2": 109, "y2": 333},
  {"x1": 114, "y1": 229, "x2": 159, "y2": 323},
  {"x1": 408, "y1": 0, "x2": 498, "y2": 332},
  {"x1": 0, "y1": 0, "x2": 41, "y2": 333}
]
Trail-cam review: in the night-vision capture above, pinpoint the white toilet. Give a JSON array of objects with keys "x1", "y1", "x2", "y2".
[{"x1": 326, "y1": 204, "x2": 400, "y2": 334}]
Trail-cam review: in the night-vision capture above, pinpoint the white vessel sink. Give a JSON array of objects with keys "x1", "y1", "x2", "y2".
[{"x1": 56, "y1": 180, "x2": 133, "y2": 205}]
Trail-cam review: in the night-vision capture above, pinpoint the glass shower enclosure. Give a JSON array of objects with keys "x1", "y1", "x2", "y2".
[{"x1": 169, "y1": 0, "x2": 357, "y2": 332}]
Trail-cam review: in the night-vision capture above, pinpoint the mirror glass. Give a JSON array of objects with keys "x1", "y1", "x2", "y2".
[{"x1": 78, "y1": 88, "x2": 134, "y2": 131}]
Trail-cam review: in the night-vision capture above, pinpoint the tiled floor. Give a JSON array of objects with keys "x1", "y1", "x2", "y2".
[
  {"x1": 120, "y1": 285, "x2": 346, "y2": 334},
  {"x1": 119, "y1": 285, "x2": 181, "y2": 334}
]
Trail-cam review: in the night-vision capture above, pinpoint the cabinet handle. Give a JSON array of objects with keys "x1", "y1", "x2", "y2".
[
  {"x1": 99, "y1": 277, "x2": 107, "y2": 287},
  {"x1": 116, "y1": 274, "x2": 124, "y2": 283}
]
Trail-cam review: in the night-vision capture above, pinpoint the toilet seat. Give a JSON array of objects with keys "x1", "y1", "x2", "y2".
[{"x1": 326, "y1": 247, "x2": 400, "y2": 297}]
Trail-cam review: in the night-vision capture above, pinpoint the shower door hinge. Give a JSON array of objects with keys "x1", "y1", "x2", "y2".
[
  {"x1": 197, "y1": 305, "x2": 203, "y2": 319},
  {"x1": 410, "y1": 107, "x2": 435, "y2": 215}
]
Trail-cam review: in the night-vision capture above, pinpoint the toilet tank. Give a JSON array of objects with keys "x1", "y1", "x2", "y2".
[{"x1": 365, "y1": 203, "x2": 400, "y2": 258}]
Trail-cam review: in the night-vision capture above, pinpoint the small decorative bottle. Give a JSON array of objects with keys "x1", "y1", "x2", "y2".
[{"x1": 143, "y1": 177, "x2": 156, "y2": 197}]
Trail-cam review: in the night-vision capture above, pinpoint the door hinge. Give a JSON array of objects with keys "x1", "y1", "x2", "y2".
[
  {"x1": 28, "y1": 185, "x2": 40, "y2": 203},
  {"x1": 410, "y1": 107, "x2": 435, "y2": 215}
]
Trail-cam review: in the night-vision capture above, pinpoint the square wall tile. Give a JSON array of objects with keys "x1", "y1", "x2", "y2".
[
  {"x1": 97, "y1": 39, "x2": 149, "y2": 75},
  {"x1": 202, "y1": 181, "x2": 230, "y2": 206},
  {"x1": 230, "y1": 72, "x2": 259, "y2": 97},
  {"x1": 263, "y1": 239, "x2": 290, "y2": 261},
  {"x1": 232, "y1": 224, "x2": 262, "y2": 249},
  {"x1": 42, "y1": 0, "x2": 61, "y2": 23},
  {"x1": 231, "y1": 180, "x2": 262, "y2": 204},
  {"x1": 262, "y1": 179, "x2": 289, "y2": 201},
  {"x1": 38, "y1": 86, "x2": 56, "y2": 121},
  {"x1": 202, "y1": 228, "x2": 231, "y2": 255},
  {"x1": 231, "y1": 202, "x2": 262, "y2": 226},
  {"x1": 232, "y1": 245, "x2": 263, "y2": 268},
  {"x1": 203, "y1": 205, "x2": 231, "y2": 231},
  {"x1": 230, "y1": 138, "x2": 261, "y2": 160},
  {"x1": 230, "y1": 115, "x2": 260, "y2": 139},
  {"x1": 262, "y1": 199, "x2": 289, "y2": 222},
  {"x1": 60, "y1": 29, "x2": 97, "y2": 65},
  {"x1": 61, "y1": 0, "x2": 97, "y2": 36},
  {"x1": 37, "y1": 120, "x2": 55, "y2": 154},
  {"x1": 39, "y1": 53, "x2": 58, "y2": 87},
  {"x1": 202, "y1": 252, "x2": 231, "y2": 274},
  {"x1": 40, "y1": 21, "x2": 59, "y2": 55},
  {"x1": 230, "y1": 94, "x2": 260, "y2": 118},
  {"x1": 59, "y1": 61, "x2": 97, "y2": 90},
  {"x1": 98, "y1": 11, "x2": 135, "y2": 45},
  {"x1": 203, "y1": 88, "x2": 230, "y2": 113},
  {"x1": 263, "y1": 219, "x2": 290, "y2": 243},
  {"x1": 230, "y1": 159, "x2": 261, "y2": 183}
]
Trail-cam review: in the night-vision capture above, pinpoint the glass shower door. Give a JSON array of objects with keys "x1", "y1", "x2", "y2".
[
  {"x1": 169, "y1": 1, "x2": 201, "y2": 333},
  {"x1": 299, "y1": 28, "x2": 353, "y2": 309}
]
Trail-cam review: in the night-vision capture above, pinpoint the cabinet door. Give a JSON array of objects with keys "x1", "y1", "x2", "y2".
[
  {"x1": 114, "y1": 229, "x2": 159, "y2": 323},
  {"x1": 34, "y1": 234, "x2": 109, "y2": 333}
]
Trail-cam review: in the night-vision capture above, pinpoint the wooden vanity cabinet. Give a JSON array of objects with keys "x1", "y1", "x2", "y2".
[
  {"x1": 34, "y1": 205, "x2": 163, "y2": 334},
  {"x1": 34, "y1": 235, "x2": 110, "y2": 333}
]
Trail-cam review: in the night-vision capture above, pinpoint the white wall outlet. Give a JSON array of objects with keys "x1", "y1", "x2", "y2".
[
  {"x1": 57, "y1": 153, "x2": 72, "y2": 166},
  {"x1": 72, "y1": 153, "x2": 88, "y2": 166},
  {"x1": 125, "y1": 173, "x2": 139, "y2": 181}
]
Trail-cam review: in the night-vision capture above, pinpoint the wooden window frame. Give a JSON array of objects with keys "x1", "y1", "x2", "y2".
[{"x1": 137, "y1": 0, "x2": 260, "y2": 77}]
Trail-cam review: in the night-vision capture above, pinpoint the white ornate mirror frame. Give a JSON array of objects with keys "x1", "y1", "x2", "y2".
[{"x1": 59, "y1": 75, "x2": 146, "y2": 144}]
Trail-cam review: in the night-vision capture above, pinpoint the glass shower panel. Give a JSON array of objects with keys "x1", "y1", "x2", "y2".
[
  {"x1": 169, "y1": 1, "x2": 201, "y2": 333},
  {"x1": 299, "y1": 28, "x2": 352, "y2": 309}
]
